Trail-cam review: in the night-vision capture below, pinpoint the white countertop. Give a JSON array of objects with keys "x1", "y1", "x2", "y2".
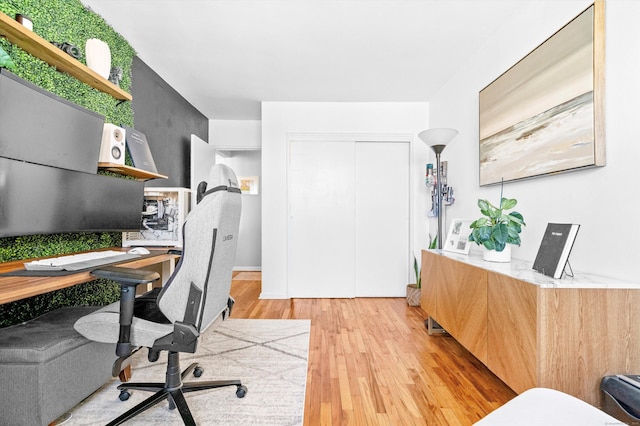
[
  {"x1": 430, "y1": 249, "x2": 640, "y2": 290},
  {"x1": 473, "y1": 388, "x2": 622, "y2": 426}
]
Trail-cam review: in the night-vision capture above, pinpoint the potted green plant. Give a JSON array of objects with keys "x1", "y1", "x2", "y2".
[
  {"x1": 406, "y1": 235, "x2": 437, "y2": 306},
  {"x1": 0, "y1": 46, "x2": 16, "y2": 70},
  {"x1": 406, "y1": 254, "x2": 422, "y2": 306},
  {"x1": 468, "y1": 194, "x2": 525, "y2": 262}
]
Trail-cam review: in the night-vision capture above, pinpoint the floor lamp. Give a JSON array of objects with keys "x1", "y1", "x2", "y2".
[{"x1": 418, "y1": 128, "x2": 458, "y2": 250}]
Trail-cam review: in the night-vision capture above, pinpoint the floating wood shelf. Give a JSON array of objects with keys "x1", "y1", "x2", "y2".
[
  {"x1": 0, "y1": 12, "x2": 132, "y2": 101},
  {"x1": 99, "y1": 163, "x2": 167, "y2": 181}
]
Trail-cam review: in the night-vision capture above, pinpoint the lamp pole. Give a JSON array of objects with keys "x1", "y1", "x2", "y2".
[
  {"x1": 432, "y1": 145, "x2": 446, "y2": 250},
  {"x1": 418, "y1": 128, "x2": 458, "y2": 251}
]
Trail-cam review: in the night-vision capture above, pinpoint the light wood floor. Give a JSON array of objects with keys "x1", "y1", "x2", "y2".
[{"x1": 230, "y1": 272, "x2": 516, "y2": 425}]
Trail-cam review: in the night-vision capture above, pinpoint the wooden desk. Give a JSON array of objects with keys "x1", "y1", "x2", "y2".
[{"x1": 0, "y1": 248, "x2": 180, "y2": 305}]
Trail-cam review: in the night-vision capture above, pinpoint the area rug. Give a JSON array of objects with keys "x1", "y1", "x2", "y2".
[{"x1": 67, "y1": 319, "x2": 310, "y2": 425}]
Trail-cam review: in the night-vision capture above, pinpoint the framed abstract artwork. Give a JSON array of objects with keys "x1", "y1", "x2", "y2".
[
  {"x1": 238, "y1": 176, "x2": 259, "y2": 194},
  {"x1": 478, "y1": 1, "x2": 605, "y2": 186}
]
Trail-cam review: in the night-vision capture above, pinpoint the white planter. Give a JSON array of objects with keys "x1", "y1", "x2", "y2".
[
  {"x1": 85, "y1": 38, "x2": 111, "y2": 79},
  {"x1": 482, "y1": 244, "x2": 512, "y2": 263}
]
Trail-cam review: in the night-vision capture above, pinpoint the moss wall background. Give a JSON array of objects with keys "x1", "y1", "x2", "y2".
[{"x1": 0, "y1": 0, "x2": 137, "y2": 327}]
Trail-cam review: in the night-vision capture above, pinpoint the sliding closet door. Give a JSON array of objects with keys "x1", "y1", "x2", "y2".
[
  {"x1": 288, "y1": 138, "x2": 410, "y2": 298},
  {"x1": 354, "y1": 141, "x2": 410, "y2": 297},
  {"x1": 288, "y1": 140, "x2": 356, "y2": 298}
]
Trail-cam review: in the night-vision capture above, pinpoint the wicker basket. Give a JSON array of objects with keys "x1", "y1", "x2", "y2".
[{"x1": 406, "y1": 284, "x2": 421, "y2": 306}]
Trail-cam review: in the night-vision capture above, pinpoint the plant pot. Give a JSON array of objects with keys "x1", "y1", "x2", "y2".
[
  {"x1": 482, "y1": 244, "x2": 512, "y2": 262},
  {"x1": 85, "y1": 38, "x2": 111, "y2": 79},
  {"x1": 406, "y1": 283, "x2": 421, "y2": 306}
]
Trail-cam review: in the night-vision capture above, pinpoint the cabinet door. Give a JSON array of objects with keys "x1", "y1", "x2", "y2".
[
  {"x1": 487, "y1": 272, "x2": 537, "y2": 393},
  {"x1": 436, "y1": 255, "x2": 458, "y2": 335},
  {"x1": 537, "y1": 287, "x2": 640, "y2": 406},
  {"x1": 420, "y1": 250, "x2": 438, "y2": 317},
  {"x1": 437, "y1": 256, "x2": 488, "y2": 363}
]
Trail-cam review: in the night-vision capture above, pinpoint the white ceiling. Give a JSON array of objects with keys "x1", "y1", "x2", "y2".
[{"x1": 81, "y1": 0, "x2": 534, "y2": 120}]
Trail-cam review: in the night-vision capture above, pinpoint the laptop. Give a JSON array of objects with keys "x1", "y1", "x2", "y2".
[{"x1": 122, "y1": 125, "x2": 158, "y2": 173}]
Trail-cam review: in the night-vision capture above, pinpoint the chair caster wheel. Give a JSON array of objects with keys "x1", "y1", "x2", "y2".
[
  {"x1": 193, "y1": 366, "x2": 204, "y2": 377},
  {"x1": 119, "y1": 390, "x2": 131, "y2": 401},
  {"x1": 236, "y1": 385, "x2": 247, "y2": 398}
]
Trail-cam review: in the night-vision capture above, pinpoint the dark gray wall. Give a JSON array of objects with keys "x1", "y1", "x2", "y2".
[{"x1": 131, "y1": 56, "x2": 208, "y2": 188}]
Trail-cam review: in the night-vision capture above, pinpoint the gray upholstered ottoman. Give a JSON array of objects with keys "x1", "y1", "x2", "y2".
[{"x1": 0, "y1": 306, "x2": 115, "y2": 426}]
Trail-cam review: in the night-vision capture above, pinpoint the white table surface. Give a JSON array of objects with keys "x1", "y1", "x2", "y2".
[{"x1": 474, "y1": 388, "x2": 625, "y2": 426}]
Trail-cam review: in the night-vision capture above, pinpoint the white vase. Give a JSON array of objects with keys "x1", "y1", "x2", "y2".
[
  {"x1": 85, "y1": 38, "x2": 111, "y2": 79},
  {"x1": 482, "y1": 244, "x2": 512, "y2": 262}
]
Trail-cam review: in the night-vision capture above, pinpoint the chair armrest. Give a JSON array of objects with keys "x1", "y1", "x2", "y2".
[
  {"x1": 91, "y1": 266, "x2": 160, "y2": 357},
  {"x1": 91, "y1": 265, "x2": 160, "y2": 286}
]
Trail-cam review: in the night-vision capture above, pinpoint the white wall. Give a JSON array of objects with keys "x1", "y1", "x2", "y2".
[
  {"x1": 429, "y1": 0, "x2": 640, "y2": 282},
  {"x1": 261, "y1": 102, "x2": 431, "y2": 298},
  {"x1": 215, "y1": 150, "x2": 262, "y2": 270},
  {"x1": 210, "y1": 119, "x2": 261, "y2": 150},
  {"x1": 209, "y1": 119, "x2": 262, "y2": 270}
]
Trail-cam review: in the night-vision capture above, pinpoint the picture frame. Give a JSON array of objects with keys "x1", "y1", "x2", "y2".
[
  {"x1": 443, "y1": 219, "x2": 474, "y2": 254},
  {"x1": 238, "y1": 176, "x2": 259, "y2": 194},
  {"x1": 478, "y1": 1, "x2": 605, "y2": 186}
]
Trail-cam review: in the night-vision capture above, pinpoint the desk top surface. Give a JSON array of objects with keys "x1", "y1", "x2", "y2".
[
  {"x1": 428, "y1": 249, "x2": 640, "y2": 290},
  {"x1": 0, "y1": 247, "x2": 179, "y2": 305}
]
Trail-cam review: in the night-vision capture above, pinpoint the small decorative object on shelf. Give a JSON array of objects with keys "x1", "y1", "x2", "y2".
[
  {"x1": 50, "y1": 41, "x2": 82, "y2": 60},
  {"x1": 14, "y1": 14, "x2": 32, "y2": 30},
  {"x1": 468, "y1": 180, "x2": 525, "y2": 262},
  {"x1": 109, "y1": 66, "x2": 123, "y2": 86},
  {"x1": 444, "y1": 219, "x2": 474, "y2": 255},
  {"x1": 85, "y1": 38, "x2": 111, "y2": 79}
]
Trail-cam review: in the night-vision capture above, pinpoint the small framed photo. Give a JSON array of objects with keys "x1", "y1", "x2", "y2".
[
  {"x1": 443, "y1": 219, "x2": 474, "y2": 254},
  {"x1": 238, "y1": 176, "x2": 259, "y2": 195}
]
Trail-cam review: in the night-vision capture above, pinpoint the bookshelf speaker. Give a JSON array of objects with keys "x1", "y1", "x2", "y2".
[{"x1": 99, "y1": 123, "x2": 126, "y2": 165}]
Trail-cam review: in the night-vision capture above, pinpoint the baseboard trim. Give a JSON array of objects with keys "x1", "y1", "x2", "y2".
[{"x1": 259, "y1": 292, "x2": 288, "y2": 299}]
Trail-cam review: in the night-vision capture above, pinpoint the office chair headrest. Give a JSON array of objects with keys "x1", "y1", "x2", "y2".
[
  {"x1": 196, "y1": 164, "x2": 241, "y2": 203},
  {"x1": 208, "y1": 163, "x2": 239, "y2": 188}
]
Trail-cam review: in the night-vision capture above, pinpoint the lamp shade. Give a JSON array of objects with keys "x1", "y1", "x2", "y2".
[{"x1": 418, "y1": 128, "x2": 458, "y2": 148}]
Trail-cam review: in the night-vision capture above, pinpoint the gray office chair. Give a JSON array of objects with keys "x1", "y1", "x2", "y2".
[{"x1": 74, "y1": 164, "x2": 245, "y2": 426}]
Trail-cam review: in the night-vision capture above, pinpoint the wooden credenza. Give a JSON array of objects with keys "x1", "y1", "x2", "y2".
[{"x1": 421, "y1": 249, "x2": 640, "y2": 407}]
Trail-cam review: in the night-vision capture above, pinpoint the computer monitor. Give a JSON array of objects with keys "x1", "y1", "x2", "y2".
[
  {"x1": 0, "y1": 157, "x2": 145, "y2": 238},
  {"x1": 0, "y1": 69, "x2": 104, "y2": 175}
]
